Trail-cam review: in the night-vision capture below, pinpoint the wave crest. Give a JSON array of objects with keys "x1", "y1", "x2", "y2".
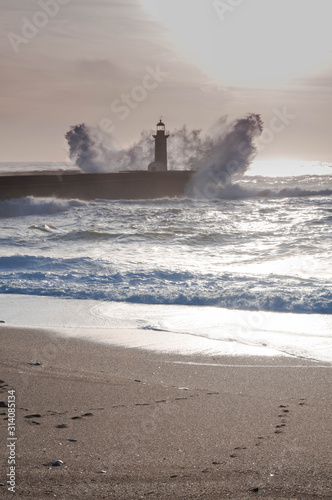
[
  {"x1": 0, "y1": 196, "x2": 86, "y2": 218},
  {"x1": 188, "y1": 182, "x2": 332, "y2": 200},
  {"x1": 1, "y1": 256, "x2": 331, "y2": 314}
]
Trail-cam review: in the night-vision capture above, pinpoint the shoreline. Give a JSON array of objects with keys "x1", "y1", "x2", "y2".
[
  {"x1": 0, "y1": 325, "x2": 331, "y2": 499},
  {"x1": 2, "y1": 294, "x2": 332, "y2": 362}
]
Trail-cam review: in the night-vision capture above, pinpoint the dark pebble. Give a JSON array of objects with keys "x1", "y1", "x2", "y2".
[{"x1": 52, "y1": 460, "x2": 64, "y2": 467}]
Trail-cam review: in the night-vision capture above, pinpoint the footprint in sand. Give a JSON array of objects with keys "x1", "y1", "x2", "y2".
[
  {"x1": 254, "y1": 435, "x2": 267, "y2": 446},
  {"x1": 71, "y1": 412, "x2": 94, "y2": 419},
  {"x1": 274, "y1": 404, "x2": 291, "y2": 434},
  {"x1": 0, "y1": 381, "x2": 8, "y2": 394}
]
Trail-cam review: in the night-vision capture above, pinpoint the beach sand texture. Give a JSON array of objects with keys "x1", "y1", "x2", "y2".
[{"x1": 0, "y1": 326, "x2": 331, "y2": 499}]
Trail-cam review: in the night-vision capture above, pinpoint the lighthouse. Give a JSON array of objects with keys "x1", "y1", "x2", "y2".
[{"x1": 148, "y1": 119, "x2": 169, "y2": 171}]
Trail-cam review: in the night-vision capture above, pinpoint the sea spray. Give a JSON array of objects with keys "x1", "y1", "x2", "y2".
[
  {"x1": 187, "y1": 114, "x2": 263, "y2": 199},
  {"x1": 65, "y1": 124, "x2": 116, "y2": 172},
  {"x1": 65, "y1": 114, "x2": 262, "y2": 177},
  {"x1": 68, "y1": 117, "x2": 324, "y2": 199},
  {"x1": 65, "y1": 123, "x2": 214, "y2": 173},
  {"x1": 65, "y1": 124, "x2": 154, "y2": 173},
  {"x1": 166, "y1": 125, "x2": 215, "y2": 170}
]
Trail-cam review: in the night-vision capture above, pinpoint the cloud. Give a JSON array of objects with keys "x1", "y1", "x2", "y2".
[
  {"x1": 295, "y1": 67, "x2": 332, "y2": 91},
  {"x1": 0, "y1": 0, "x2": 331, "y2": 161}
]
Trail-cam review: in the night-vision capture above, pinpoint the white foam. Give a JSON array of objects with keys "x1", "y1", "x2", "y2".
[
  {"x1": 1, "y1": 294, "x2": 331, "y2": 362},
  {"x1": 0, "y1": 196, "x2": 85, "y2": 218}
]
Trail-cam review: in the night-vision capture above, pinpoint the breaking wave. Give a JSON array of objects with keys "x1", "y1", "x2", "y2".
[
  {"x1": 191, "y1": 184, "x2": 332, "y2": 200},
  {"x1": 0, "y1": 196, "x2": 86, "y2": 218},
  {"x1": 0, "y1": 182, "x2": 331, "y2": 221},
  {"x1": 0, "y1": 256, "x2": 331, "y2": 314}
]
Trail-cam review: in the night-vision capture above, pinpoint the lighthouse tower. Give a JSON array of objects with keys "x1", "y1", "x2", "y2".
[{"x1": 148, "y1": 119, "x2": 169, "y2": 171}]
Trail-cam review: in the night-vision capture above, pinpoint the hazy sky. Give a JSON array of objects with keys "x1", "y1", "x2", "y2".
[{"x1": 1, "y1": 0, "x2": 332, "y2": 163}]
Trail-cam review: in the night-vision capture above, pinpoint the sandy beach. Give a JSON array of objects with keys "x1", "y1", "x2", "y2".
[{"x1": 0, "y1": 325, "x2": 331, "y2": 499}]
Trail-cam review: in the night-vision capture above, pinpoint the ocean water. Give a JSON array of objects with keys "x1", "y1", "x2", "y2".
[{"x1": 1, "y1": 165, "x2": 332, "y2": 361}]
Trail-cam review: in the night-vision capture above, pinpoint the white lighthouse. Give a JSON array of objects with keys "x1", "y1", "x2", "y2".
[{"x1": 148, "y1": 119, "x2": 169, "y2": 171}]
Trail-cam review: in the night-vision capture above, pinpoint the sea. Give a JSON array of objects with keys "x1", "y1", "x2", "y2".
[{"x1": 1, "y1": 162, "x2": 332, "y2": 362}]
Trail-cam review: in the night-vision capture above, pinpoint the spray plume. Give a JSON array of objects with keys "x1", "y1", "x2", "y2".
[
  {"x1": 188, "y1": 113, "x2": 263, "y2": 198},
  {"x1": 65, "y1": 124, "x2": 154, "y2": 172},
  {"x1": 65, "y1": 114, "x2": 263, "y2": 197}
]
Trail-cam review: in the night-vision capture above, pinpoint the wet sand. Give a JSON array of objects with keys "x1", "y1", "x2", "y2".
[{"x1": 0, "y1": 326, "x2": 331, "y2": 499}]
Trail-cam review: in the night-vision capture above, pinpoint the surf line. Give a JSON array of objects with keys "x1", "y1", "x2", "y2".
[{"x1": 170, "y1": 362, "x2": 332, "y2": 368}]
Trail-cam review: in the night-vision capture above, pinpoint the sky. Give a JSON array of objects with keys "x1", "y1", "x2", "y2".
[{"x1": 1, "y1": 0, "x2": 332, "y2": 169}]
